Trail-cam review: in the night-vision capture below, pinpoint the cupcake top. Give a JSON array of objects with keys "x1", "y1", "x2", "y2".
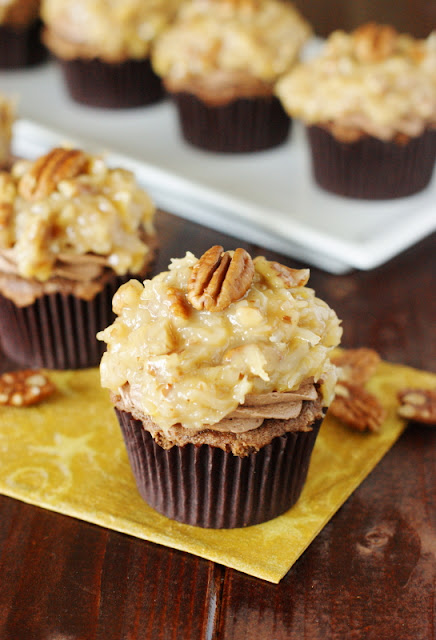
[
  {"x1": 41, "y1": 0, "x2": 183, "y2": 62},
  {"x1": 152, "y1": 0, "x2": 311, "y2": 99},
  {"x1": 275, "y1": 23, "x2": 436, "y2": 141},
  {"x1": 99, "y1": 246, "x2": 342, "y2": 434},
  {"x1": 0, "y1": 147, "x2": 155, "y2": 303},
  {"x1": 0, "y1": 0, "x2": 40, "y2": 28}
]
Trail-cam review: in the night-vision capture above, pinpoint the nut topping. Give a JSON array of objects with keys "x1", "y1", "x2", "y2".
[
  {"x1": 397, "y1": 388, "x2": 436, "y2": 425},
  {"x1": 18, "y1": 148, "x2": 88, "y2": 201},
  {"x1": 353, "y1": 22, "x2": 398, "y2": 63},
  {"x1": 167, "y1": 286, "x2": 191, "y2": 319},
  {"x1": 0, "y1": 369, "x2": 56, "y2": 407},
  {"x1": 329, "y1": 381, "x2": 386, "y2": 432},
  {"x1": 187, "y1": 245, "x2": 254, "y2": 311},
  {"x1": 270, "y1": 263, "x2": 310, "y2": 288}
]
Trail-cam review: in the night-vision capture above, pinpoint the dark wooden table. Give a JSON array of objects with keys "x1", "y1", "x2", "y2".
[{"x1": 0, "y1": 211, "x2": 435, "y2": 640}]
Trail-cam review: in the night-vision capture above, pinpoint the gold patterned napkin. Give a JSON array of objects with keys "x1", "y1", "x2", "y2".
[{"x1": 0, "y1": 358, "x2": 434, "y2": 583}]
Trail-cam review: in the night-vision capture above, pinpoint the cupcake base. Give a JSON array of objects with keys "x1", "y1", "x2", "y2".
[
  {"x1": 0, "y1": 21, "x2": 47, "y2": 69},
  {"x1": 171, "y1": 92, "x2": 291, "y2": 153},
  {"x1": 0, "y1": 272, "x2": 132, "y2": 369},
  {"x1": 307, "y1": 125, "x2": 436, "y2": 199},
  {"x1": 116, "y1": 408, "x2": 322, "y2": 528},
  {"x1": 59, "y1": 57, "x2": 164, "y2": 109}
]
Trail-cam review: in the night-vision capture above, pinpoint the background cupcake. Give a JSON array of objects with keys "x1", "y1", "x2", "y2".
[
  {"x1": 0, "y1": 147, "x2": 156, "y2": 369},
  {"x1": 152, "y1": 0, "x2": 311, "y2": 152},
  {"x1": 98, "y1": 246, "x2": 342, "y2": 528},
  {"x1": 41, "y1": 0, "x2": 183, "y2": 108},
  {"x1": 0, "y1": 0, "x2": 46, "y2": 68},
  {"x1": 275, "y1": 23, "x2": 436, "y2": 199}
]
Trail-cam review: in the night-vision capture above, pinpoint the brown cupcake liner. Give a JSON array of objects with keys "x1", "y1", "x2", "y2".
[
  {"x1": 307, "y1": 125, "x2": 436, "y2": 199},
  {"x1": 0, "y1": 21, "x2": 47, "y2": 69},
  {"x1": 59, "y1": 57, "x2": 164, "y2": 109},
  {"x1": 170, "y1": 92, "x2": 291, "y2": 153},
  {"x1": 116, "y1": 408, "x2": 323, "y2": 528},
  {"x1": 0, "y1": 272, "x2": 133, "y2": 370}
]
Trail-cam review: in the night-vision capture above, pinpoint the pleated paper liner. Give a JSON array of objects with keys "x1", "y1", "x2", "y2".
[
  {"x1": 116, "y1": 408, "x2": 323, "y2": 529},
  {"x1": 171, "y1": 92, "x2": 291, "y2": 153},
  {"x1": 0, "y1": 21, "x2": 47, "y2": 69},
  {"x1": 0, "y1": 272, "x2": 130, "y2": 370},
  {"x1": 59, "y1": 57, "x2": 164, "y2": 109},
  {"x1": 307, "y1": 125, "x2": 436, "y2": 199}
]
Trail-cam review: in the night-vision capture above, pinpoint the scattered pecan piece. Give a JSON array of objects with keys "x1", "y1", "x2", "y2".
[
  {"x1": 329, "y1": 381, "x2": 386, "y2": 432},
  {"x1": 331, "y1": 348, "x2": 381, "y2": 385},
  {"x1": 353, "y1": 22, "x2": 397, "y2": 63},
  {"x1": 187, "y1": 245, "x2": 254, "y2": 312},
  {"x1": 397, "y1": 388, "x2": 436, "y2": 425},
  {"x1": 18, "y1": 148, "x2": 88, "y2": 201},
  {"x1": 0, "y1": 369, "x2": 56, "y2": 407}
]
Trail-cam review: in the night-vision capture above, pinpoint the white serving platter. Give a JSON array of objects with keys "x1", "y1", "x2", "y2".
[{"x1": 2, "y1": 60, "x2": 435, "y2": 274}]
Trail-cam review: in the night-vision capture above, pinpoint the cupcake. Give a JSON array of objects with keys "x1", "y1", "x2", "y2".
[
  {"x1": 41, "y1": 0, "x2": 183, "y2": 108},
  {"x1": 275, "y1": 23, "x2": 436, "y2": 199},
  {"x1": 152, "y1": 0, "x2": 311, "y2": 152},
  {"x1": 98, "y1": 246, "x2": 342, "y2": 528},
  {"x1": 0, "y1": 0, "x2": 46, "y2": 68},
  {"x1": 0, "y1": 147, "x2": 156, "y2": 369}
]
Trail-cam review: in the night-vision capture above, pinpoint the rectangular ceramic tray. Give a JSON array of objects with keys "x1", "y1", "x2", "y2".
[{"x1": 12, "y1": 116, "x2": 436, "y2": 275}]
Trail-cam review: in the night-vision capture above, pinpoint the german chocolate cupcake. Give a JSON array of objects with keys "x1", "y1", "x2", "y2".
[
  {"x1": 152, "y1": 0, "x2": 311, "y2": 152},
  {"x1": 98, "y1": 246, "x2": 342, "y2": 528},
  {"x1": 0, "y1": 0, "x2": 46, "y2": 68},
  {"x1": 41, "y1": 0, "x2": 182, "y2": 108},
  {"x1": 0, "y1": 147, "x2": 156, "y2": 369},
  {"x1": 276, "y1": 23, "x2": 436, "y2": 199}
]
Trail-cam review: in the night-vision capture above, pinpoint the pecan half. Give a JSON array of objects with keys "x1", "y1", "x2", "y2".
[
  {"x1": 397, "y1": 388, "x2": 436, "y2": 425},
  {"x1": 0, "y1": 369, "x2": 56, "y2": 407},
  {"x1": 331, "y1": 348, "x2": 381, "y2": 385},
  {"x1": 187, "y1": 245, "x2": 254, "y2": 311},
  {"x1": 329, "y1": 381, "x2": 386, "y2": 432},
  {"x1": 353, "y1": 22, "x2": 397, "y2": 63},
  {"x1": 18, "y1": 148, "x2": 88, "y2": 201}
]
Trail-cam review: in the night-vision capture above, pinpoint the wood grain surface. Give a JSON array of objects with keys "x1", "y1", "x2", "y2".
[
  {"x1": 0, "y1": 209, "x2": 435, "y2": 639},
  {"x1": 292, "y1": 0, "x2": 436, "y2": 38}
]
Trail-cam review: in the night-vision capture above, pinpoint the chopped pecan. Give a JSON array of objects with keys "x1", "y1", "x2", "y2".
[
  {"x1": 329, "y1": 381, "x2": 386, "y2": 432},
  {"x1": 187, "y1": 245, "x2": 254, "y2": 312},
  {"x1": 397, "y1": 388, "x2": 436, "y2": 425},
  {"x1": 0, "y1": 369, "x2": 56, "y2": 407},
  {"x1": 0, "y1": 202, "x2": 14, "y2": 248},
  {"x1": 353, "y1": 22, "x2": 398, "y2": 63},
  {"x1": 331, "y1": 348, "x2": 381, "y2": 385},
  {"x1": 270, "y1": 263, "x2": 310, "y2": 288},
  {"x1": 167, "y1": 286, "x2": 191, "y2": 319},
  {"x1": 18, "y1": 148, "x2": 88, "y2": 201}
]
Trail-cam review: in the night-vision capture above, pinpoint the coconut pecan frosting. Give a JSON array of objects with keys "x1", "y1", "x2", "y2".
[
  {"x1": 275, "y1": 23, "x2": 436, "y2": 140},
  {"x1": 0, "y1": 147, "x2": 156, "y2": 305},
  {"x1": 152, "y1": 0, "x2": 311, "y2": 103},
  {"x1": 99, "y1": 246, "x2": 342, "y2": 440}
]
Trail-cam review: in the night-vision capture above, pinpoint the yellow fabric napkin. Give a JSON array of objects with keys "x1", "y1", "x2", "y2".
[{"x1": 0, "y1": 359, "x2": 434, "y2": 583}]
